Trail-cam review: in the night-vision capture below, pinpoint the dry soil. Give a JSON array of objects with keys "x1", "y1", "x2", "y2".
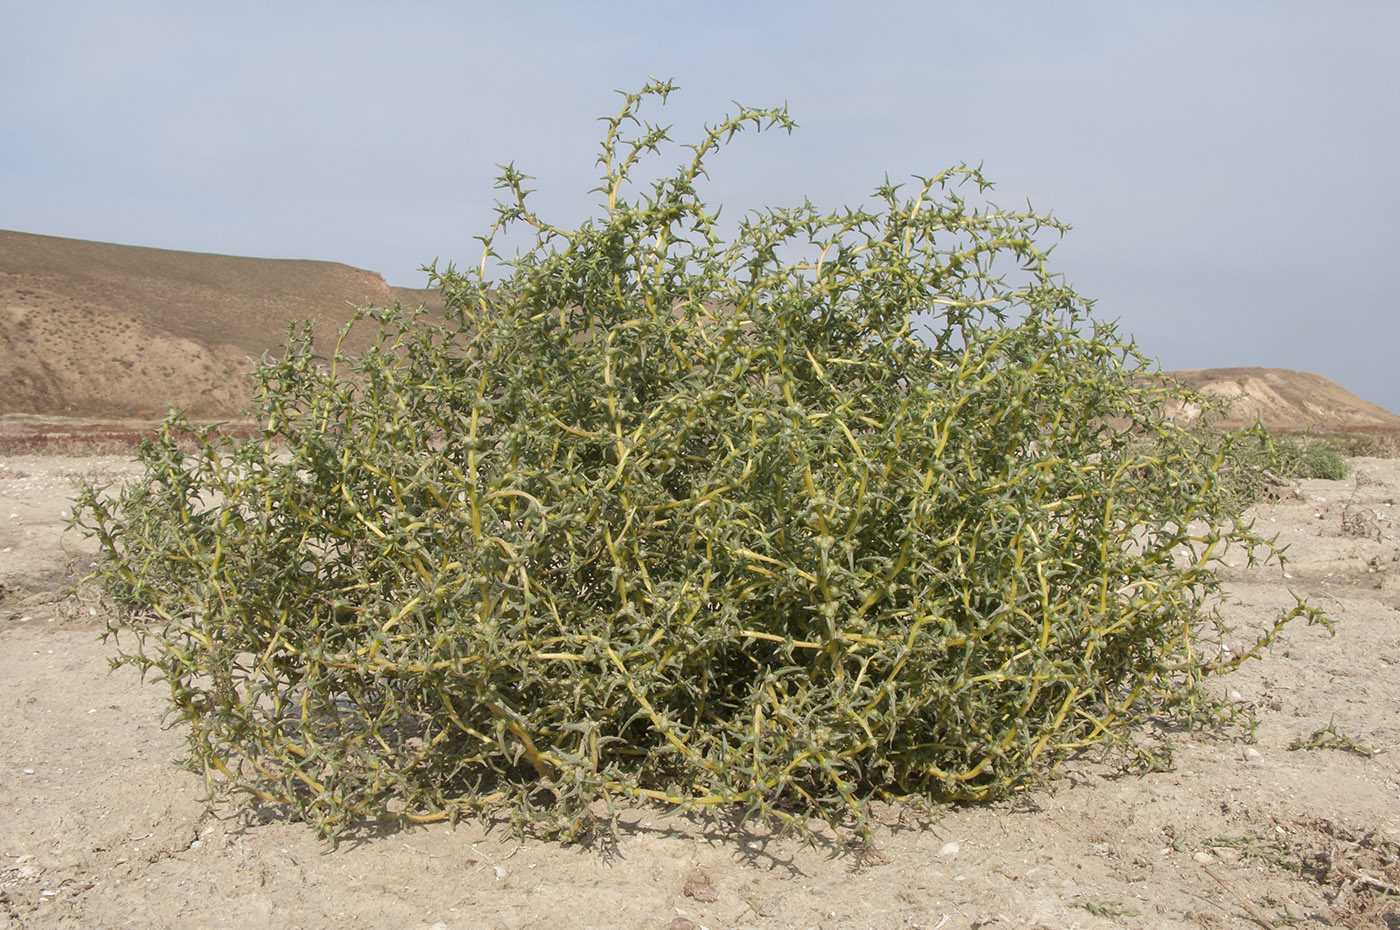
[{"x1": 2, "y1": 453, "x2": 1399, "y2": 930}]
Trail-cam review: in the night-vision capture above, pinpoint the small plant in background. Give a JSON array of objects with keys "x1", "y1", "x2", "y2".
[
  {"x1": 75, "y1": 81, "x2": 1323, "y2": 840},
  {"x1": 1316, "y1": 429, "x2": 1400, "y2": 460},
  {"x1": 1209, "y1": 427, "x2": 1350, "y2": 505},
  {"x1": 1272, "y1": 433, "x2": 1350, "y2": 480},
  {"x1": 1289, "y1": 720, "x2": 1382, "y2": 758},
  {"x1": 1078, "y1": 901, "x2": 1142, "y2": 919}
]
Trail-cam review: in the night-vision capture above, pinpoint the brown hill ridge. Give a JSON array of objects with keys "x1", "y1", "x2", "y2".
[
  {"x1": 4, "y1": 229, "x2": 1396, "y2": 432},
  {"x1": 1161, "y1": 367, "x2": 1400, "y2": 432},
  {"x1": 1, "y1": 229, "x2": 440, "y2": 419}
]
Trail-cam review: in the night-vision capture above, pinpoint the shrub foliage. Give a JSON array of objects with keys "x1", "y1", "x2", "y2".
[
  {"x1": 77, "y1": 82, "x2": 1318, "y2": 838},
  {"x1": 1273, "y1": 435, "x2": 1351, "y2": 481}
]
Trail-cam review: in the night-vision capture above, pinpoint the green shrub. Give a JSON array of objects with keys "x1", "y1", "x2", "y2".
[
  {"x1": 76, "y1": 81, "x2": 1320, "y2": 840},
  {"x1": 1227, "y1": 430, "x2": 1351, "y2": 483},
  {"x1": 1294, "y1": 443, "x2": 1350, "y2": 480}
]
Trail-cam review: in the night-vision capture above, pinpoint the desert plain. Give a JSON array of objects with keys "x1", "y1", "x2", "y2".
[
  {"x1": 0, "y1": 447, "x2": 1397, "y2": 929},
  {"x1": 3, "y1": 231, "x2": 1400, "y2": 929}
]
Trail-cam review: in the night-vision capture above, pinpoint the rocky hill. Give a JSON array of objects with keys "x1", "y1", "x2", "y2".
[
  {"x1": 1, "y1": 229, "x2": 440, "y2": 419},
  {"x1": 1159, "y1": 367, "x2": 1400, "y2": 432}
]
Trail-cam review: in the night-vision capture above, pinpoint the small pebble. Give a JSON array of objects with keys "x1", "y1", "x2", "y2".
[
  {"x1": 23, "y1": 768, "x2": 35, "y2": 775},
  {"x1": 939, "y1": 841, "x2": 960, "y2": 856},
  {"x1": 1243, "y1": 747, "x2": 1262, "y2": 761},
  {"x1": 1193, "y1": 851, "x2": 1216, "y2": 865}
]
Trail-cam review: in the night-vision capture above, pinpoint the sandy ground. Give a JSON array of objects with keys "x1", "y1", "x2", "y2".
[{"x1": 2, "y1": 452, "x2": 1399, "y2": 930}]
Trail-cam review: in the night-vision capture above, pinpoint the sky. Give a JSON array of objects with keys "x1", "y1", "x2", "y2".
[{"x1": 4, "y1": 1, "x2": 1398, "y2": 414}]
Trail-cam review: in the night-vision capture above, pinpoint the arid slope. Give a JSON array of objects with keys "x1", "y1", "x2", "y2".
[
  {"x1": 1161, "y1": 367, "x2": 1400, "y2": 432},
  {"x1": 0, "y1": 229, "x2": 439, "y2": 419}
]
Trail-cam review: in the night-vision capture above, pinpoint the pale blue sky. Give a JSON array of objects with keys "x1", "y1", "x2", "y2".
[{"x1": 4, "y1": 1, "x2": 1397, "y2": 413}]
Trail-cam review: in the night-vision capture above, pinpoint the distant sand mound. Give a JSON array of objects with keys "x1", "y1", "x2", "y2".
[
  {"x1": 1160, "y1": 367, "x2": 1400, "y2": 432},
  {"x1": 0, "y1": 229, "x2": 439, "y2": 419}
]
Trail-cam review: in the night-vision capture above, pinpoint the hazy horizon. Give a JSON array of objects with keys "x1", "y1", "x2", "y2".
[{"x1": 4, "y1": 2, "x2": 1397, "y2": 413}]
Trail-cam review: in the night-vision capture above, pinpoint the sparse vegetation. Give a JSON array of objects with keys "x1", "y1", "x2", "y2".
[
  {"x1": 1316, "y1": 428, "x2": 1400, "y2": 460},
  {"x1": 1203, "y1": 820, "x2": 1400, "y2": 925},
  {"x1": 75, "y1": 82, "x2": 1322, "y2": 840},
  {"x1": 1215, "y1": 428, "x2": 1351, "y2": 503},
  {"x1": 1276, "y1": 435, "x2": 1351, "y2": 480},
  {"x1": 1077, "y1": 901, "x2": 1142, "y2": 919},
  {"x1": 1289, "y1": 720, "x2": 1382, "y2": 758}
]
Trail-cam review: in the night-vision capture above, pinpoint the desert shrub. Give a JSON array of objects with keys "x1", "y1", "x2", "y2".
[
  {"x1": 1291, "y1": 442, "x2": 1350, "y2": 480},
  {"x1": 1226, "y1": 430, "x2": 1351, "y2": 483},
  {"x1": 75, "y1": 82, "x2": 1320, "y2": 840},
  {"x1": 1318, "y1": 429, "x2": 1400, "y2": 461}
]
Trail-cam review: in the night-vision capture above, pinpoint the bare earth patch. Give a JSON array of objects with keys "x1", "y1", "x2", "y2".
[{"x1": 2, "y1": 452, "x2": 1398, "y2": 929}]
